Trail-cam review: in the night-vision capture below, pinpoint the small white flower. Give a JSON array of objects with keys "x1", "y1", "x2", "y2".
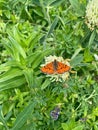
[
  {"x1": 94, "y1": 54, "x2": 98, "y2": 61},
  {"x1": 85, "y1": 0, "x2": 98, "y2": 30}
]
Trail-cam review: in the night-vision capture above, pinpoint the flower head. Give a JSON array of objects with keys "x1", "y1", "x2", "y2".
[
  {"x1": 94, "y1": 54, "x2": 98, "y2": 61},
  {"x1": 85, "y1": 0, "x2": 98, "y2": 30},
  {"x1": 50, "y1": 107, "x2": 60, "y2": 120},
  {"x1": 41, "y1": 55, "x2": 70, "y2": 82}
]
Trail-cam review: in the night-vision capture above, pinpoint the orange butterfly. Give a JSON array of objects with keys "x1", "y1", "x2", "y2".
[{"x1": 41, "y1": 59, "x2": 70, "y2": 74}]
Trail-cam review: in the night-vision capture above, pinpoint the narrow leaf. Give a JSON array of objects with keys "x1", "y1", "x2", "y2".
[
  {"x1": 88, "y1": 30, "x2": 96, "y2": 47},
  {"x1": 72, "y1": 125, "x2": 84, "y2": 130},
  {"x1": 8, "y1": 35, "x2": 26, "y2": 58},
  {"x1": 71, "y1": 46, "x2": 83, "y2": 60},
  {"x1": 0, "y1": 106, "x2": 9, "y2": 130},
  {"x1": 0, "y1": 76, "x2": 26, "y2": 92},
  {"x1": 0, "y1": 68, "x2": 23, "y2": 82},
  {"x1": 69, "y1": 0, "x2": 85, "y2": 16},
  {"x1": 41, "y1": 78, "x2": 50, "y2": 90},
  {"x1": 70, "y1": 54, "x2": 83, "y2": 67},
  {"x1": 61, "y1": 123, "x2": 69, "y2": 130},
  {"x1": 32, "y1": 49, "x2": 52, "y2": 69},
  {"x1": 50, "y1": 0, "x2": 65, "y2": 6},
  {"x1": 11, "y1": 102, "x2": 36, "y2": 130},
  {"x1": 40, "y1": 17, "x2": 59, "y2": 43},
  {"x1": 47, "y1": 17, "x2": 59, "y2": 37},
  {"x1": 84, "y1": 48, "x2": 93, "y2": 62},
  {"x1": 23, "y1": 69, "x2": 34, "y2": 88}
]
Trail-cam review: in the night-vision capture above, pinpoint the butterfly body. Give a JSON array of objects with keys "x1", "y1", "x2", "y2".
[{"x1": 41, "y1": 59, "x2": 70, "y2": 74}]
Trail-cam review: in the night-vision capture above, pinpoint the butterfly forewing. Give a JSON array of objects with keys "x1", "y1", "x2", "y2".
[
  {"x1": 41, "y1": 62, "x2": 54, "y2": 74},
  {"x1": 57, "y1": 61, "x2": 70, "y2": 74}
]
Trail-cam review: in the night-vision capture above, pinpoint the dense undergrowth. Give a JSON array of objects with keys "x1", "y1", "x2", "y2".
[{"x1": 0, "y1": 0, "x2": 98, "y2": 130}]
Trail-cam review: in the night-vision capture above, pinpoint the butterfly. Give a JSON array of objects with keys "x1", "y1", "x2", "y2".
[{"x1": 41, "y1": 59, "x2": 70, "y2": 74}]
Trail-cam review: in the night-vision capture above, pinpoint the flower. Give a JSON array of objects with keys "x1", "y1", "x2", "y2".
[
  {"x1": 50, "y1": 107, "x2": 60, "y2": 120},
  {"x1": 41, "y1": 55, "x2": 70, "y2": 82},
  {"x1": 85, "y1": 0, "x2": 98, "y2": 30},
  {"x1": 94, "y1": 54, "x2": 98, "y2": 61},
  {"x1": 79, "y1": 117, "x2": 87, "y2": 122}
]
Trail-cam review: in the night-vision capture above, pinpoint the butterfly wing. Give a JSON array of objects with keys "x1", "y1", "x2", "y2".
[
  {"x1": 41, "y1": 62, "x2": 54, "y2": 74},
  {"x1": 41, "y1": 60, "x2": 70, "y2": 74},
  {"x1": 56, "y1": 61, "x2": 70, "y2": 74}
]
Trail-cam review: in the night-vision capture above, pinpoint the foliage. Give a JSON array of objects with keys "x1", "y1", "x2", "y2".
[{"x1": 0, "y1": 0, "x2": 98, "y2": 130}]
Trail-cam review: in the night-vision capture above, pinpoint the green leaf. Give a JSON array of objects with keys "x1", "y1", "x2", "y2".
[
  {"x1": 84, "y1": 48, "x2": 93, "y2": 62},
  {"x1": 0, "y1": 68, "x2": 23, "y2": 82},
  {"x1": 0, "y1": 106, "x2": 9, "y2": 130},
  {"x1": 27, "y1": 32, "x2": 41, "y2": 54},
  {"x1": 2, "y1": 39, "x2": 15, "y2": 59},
  {"x1": 27, "y1": 49, "x2": 52, "y2": 68},
  {"x1": 32, "y1": 49, "x2": 52, "y2": 69},
  {"x1": 0, "y1": 63, "x2": 10, "y2": 73},
  {"x1": 23, "y1": 68, "x2": 34, "y2": 88},
  {"x1": 26, "y1": 52, "x2": 41, "y2": 67},
  {"x1": 49, "y1": 0, "x2": 65, "y2": 6},
  {"x1": 11, "y1": 27, "x2": 26, "y2": 47},
  {"x1": 94, "y1": 125, "x2": 98, "y2": 130},
  {"x1": 88, "y1": 30, "x2": 96, "y2": 47},
  {"x1": 2, "y1": 33, "x2": 26, "y2": 61},
  {"x1": 71, "y1": 46, "x2": 83, "y2": 60},
  {"x1": 62, "y1": 120, "x2": 84, "y2": 130},
  {"x1": 92, "y1": 107, "x2": 98, "y2": 116},
  {"x1": 11, "y1": 102, "x2": 36, "y2": 130},
  {"x1": 69, "y1": 0, "x2": 85, "y2": 16},
  {"x1": 47, "y1": 17, "x2": 59, "y2": 36},
  {"x1": 70, "y1": 54, "x2": 83, "y2": 67},
  {"x1": 61, "y1": 120, "x2": 76, "y2": 130},
  {"x1": 41, "y1": 78, "x2": 51, "y2": 90},
  {"x1": 26, "y1": 34, "x2": 36, "y2": 48},
  {"x1": 8, "y1": 35, "x2": 26, "y2": 59},
  {"x1": 33, "y1": 8, "x2": 44, "y2": 17},
  {"x1": 0, "y1": 76, "x2": 26, "y2": 92},
  {"x1": 40, "y1": 17, "x2": 59, "y2": 43},
  {"x1": 0, "y1": 61, "x2": 23, "y2": 73},
  {"x1": 62, "y1": 123, "x2": 69, "y2": 130},
  {"x1": 72, "y1": 125, "x2": 84, "y2": 130}
]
